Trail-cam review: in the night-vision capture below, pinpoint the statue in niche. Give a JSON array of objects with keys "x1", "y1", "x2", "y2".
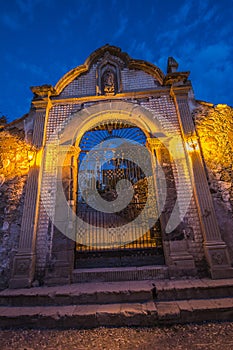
[{"x1": 102, "y1": 69, "x2": 115, "y2": 95}]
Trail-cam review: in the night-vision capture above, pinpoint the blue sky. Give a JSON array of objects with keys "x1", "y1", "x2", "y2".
[{"x1": 0, "y1": 0, "x2": 233, "y2": 122}]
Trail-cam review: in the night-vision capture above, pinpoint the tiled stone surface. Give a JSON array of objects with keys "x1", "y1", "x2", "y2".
[
  {"x1": 122, "y1": 69, "x2": 159, "y2": 91},
  {"x1": 58, "y1": 64, "x2": 160, "y2": 98},
  {"x1": 59, "y1": 65, "x2": 97, "y2": 97}
]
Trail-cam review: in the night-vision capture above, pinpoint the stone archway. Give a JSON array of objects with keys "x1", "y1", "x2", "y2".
[
  {"x1": 41, "y1": 100, "x2": 206, "y2": 285},
  {"x1": 11, "y1": 98, "x2": 232, "y2": 288},
  {"x1": 44, "y1": 101, "x2": 175, "y2": 283}
]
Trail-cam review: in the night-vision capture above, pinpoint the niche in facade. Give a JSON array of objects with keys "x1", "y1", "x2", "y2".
[{"x1": 96, "y1": 54, "x2": 122, "y2": 95}]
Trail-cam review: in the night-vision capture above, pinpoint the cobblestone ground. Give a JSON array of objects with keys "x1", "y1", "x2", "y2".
[{"x1": 0, "y1": 322, "x2": 233, "y2": 350}]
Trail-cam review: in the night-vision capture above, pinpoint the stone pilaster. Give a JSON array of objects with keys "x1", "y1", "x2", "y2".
[
  {"x1": 9, "y1": 90, "x2": 52, "y2": 288},
  {"x1": 44, "y1": 145, "x2": 80, "y2": 286},
  {"x1": 9, "y1": 166, "x2": 40, "y2": 288},
  {"x1": 171, "y1": 86, "x2": 233, "y2": 278},
  {"x1": 146, "y1": 138, "x2": 170, "y2": 221},
  {"x1": 146, "y1": 137, "x2": 196, "y2": 276}
]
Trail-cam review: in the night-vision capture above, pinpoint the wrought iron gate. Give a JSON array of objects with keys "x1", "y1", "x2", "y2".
[{"x1": 75, "y1": 123, "x2": 164, "y2": 268}]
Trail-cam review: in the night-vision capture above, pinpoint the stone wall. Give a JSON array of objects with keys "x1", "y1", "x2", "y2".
[
  {"x1": 121, "y1": 69, "x2": 159, "y2": 90},
  {"x1": 58, "y1": 65, "x2": 97, "y2": 98},
  {"x1": 193, "y1": 103, "x2": 233, "y2": 262},
  {"x1": 0, "y1": 129, "x2": 34, "y2": 288}
]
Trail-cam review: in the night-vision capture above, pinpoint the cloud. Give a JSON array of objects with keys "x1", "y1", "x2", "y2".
[
  {"x1": 61, "y1": 2, "x2": 91, "y2": 27},
  {"x1": 15, "y1": 0, "x2": 46, "y2": 22},
  {"x1": 173, "y1": 1, "x2": 193, "y2": 24},
  {"x1": 152, "y1": 0, "x2": 233, "y2": 104},
  {"x1": 129, "y1": 40, "x2": 154, "y2": 63},
  {"x1": 1, "y1": 0, "x2": 49, "y2": 29},
  {"x1": 4, "y1": 52, "x2": 49, "y2": 80},
  {"x1": 88, "y1": 10, "x2": 103, "y2": 35},
  {"x1": 1, "y1": 13, "x2": 20, "y2": 30},
  {"x1": 188, "y1": 42, "x2": 232, "y2": 104},
  {"x1": 114, "y1": 14, "x2": 128, "y2": 39},
  {"x1": 20, "y1": 62, "x2": 49, "y2": 78},
  {"x1": 155, "y1": 1, "x2": 220, "y2": 50},
  {"x1": 195, "y1": 43, "x2": 231, "y2": 65}
]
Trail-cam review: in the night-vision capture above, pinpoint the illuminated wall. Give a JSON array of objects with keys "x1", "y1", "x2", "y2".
[
  {"x1": 194, "y1": 102, "x2": 233, "y2": 260},
  {"x1": 0, "y1": 127, "x2": 35, "y2": 288}
]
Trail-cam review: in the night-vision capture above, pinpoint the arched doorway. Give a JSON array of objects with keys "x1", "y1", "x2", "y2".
[{"x1": 75, "y1": 121, "x2": 164, "y2": 268}]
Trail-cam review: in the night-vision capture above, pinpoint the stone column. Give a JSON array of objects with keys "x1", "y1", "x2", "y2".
[
  {"x1": 146, "y1": 138, "x2": 169, "y2": 264},
  {"x1": 9, "y1": 89, "x2": 53, "y2": 288},
  {"x1": 171, "y1": 86, "x2": 233, "y2": 278},
  {"x1": 146, "y1": 138, "x2": 165, "y2": 223},
  {"x1": 44, "y1": 145, "x2": 80, "y2": 286},
  {"x1": 147, "y1": 137, "x2": 196, "y2": 276}
]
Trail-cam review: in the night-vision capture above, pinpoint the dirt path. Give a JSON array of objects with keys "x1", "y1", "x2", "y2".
[{"x1": 1, "y1": 322, "x2": 233, "y2": 349}]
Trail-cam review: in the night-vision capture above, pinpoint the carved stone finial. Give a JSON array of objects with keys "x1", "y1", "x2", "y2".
[
  {"x1": 167, "y1": 57, "x2": 178, "y2": 73},
  {"x1": 30, "y1": 84, "x2": 56, "y2": 98}
]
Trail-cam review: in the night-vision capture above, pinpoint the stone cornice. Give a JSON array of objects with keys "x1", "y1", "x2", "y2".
[
  {"x1": 127, "y1": 59, "x2": 165, "y2": 84},
  {"x1": 146, "y1": 137, "x2": 170, "y2": 151},
  {"x1": 164, "y1": 72, "x2": 190, "y2": 86},
  {"x1": 30, "y1": 85, "x2": 56, "y2": 98},
  {"x1": 50, "y1": 88, "x2": 171, "y2": 106},
  {"x1": 31, "y1": 97, "x2": 52, "y2": 111},
  {"x1": 170, "y1": 85, "x2": 192, "y2": 98}
]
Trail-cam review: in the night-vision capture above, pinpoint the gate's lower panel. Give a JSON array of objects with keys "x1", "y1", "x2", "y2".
[{"x1": 75, "y1": 247, "x2": 164, "y2": 268}]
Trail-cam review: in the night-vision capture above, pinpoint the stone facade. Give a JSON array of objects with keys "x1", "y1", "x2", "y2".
[{"x1": 0, "y1": 45, "x2": 233, "y2": 289}]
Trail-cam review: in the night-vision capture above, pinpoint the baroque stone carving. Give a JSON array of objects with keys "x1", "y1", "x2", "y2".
[
  {"x1": 15, "y1": 259, "x2": 30, "y2": 275},
  {"x1": 211, "y1": 252, "x2": 224, "y2": 265},
  {"x1": 103, "y1": 70, "x2": 115, "y2": 93},
  {"x1": 30, "y1": 84, "x2": 56, "y2": 98},
  {"x1": 101, "y1": 69, "x2": 116, "y2": 95},
  {"x1": 96, "y1": 52, "x2": 122, "y2": 95},
  {"x1": 164, "y1": 71, "x2": 190, "y2": 86}
]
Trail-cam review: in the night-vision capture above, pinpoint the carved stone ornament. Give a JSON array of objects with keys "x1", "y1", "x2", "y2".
[
  {"x1": 163, "y1": 72, "x2": 190, "y2": 86},
  {"x1": 102, "y1": 70, "x2": 115, "y2": 95},
  {"x1": 15, "y1": 259, "x2": 30, "y2": 275},
  {"x1": 211, "y1": 252, "x2": 224, "y2": 265},
  {"x1": 30, "y1": 84, "x2": 56, "y2": 98}
]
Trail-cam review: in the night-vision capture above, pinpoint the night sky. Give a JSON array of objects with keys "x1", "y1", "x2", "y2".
[{"x1": 0, "y1": 0, "x2": 233, "y2": 122}]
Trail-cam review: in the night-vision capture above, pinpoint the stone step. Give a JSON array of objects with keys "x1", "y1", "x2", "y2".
[
  {"x1": 72, "y1": 265, "x2": 169, "y2": 283},
  {"x1": 1, "y1": 278, "x2": 233, "y2": 308},
  {"x1": 153, "y1": 278, "x2": 233, "y2": 301},
  {"x1": 1, "y1": 297, "x2": 233, "y2": 328},
  {"x1": 0, "y1": 280, "x2": 154, "y2": 307}
]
